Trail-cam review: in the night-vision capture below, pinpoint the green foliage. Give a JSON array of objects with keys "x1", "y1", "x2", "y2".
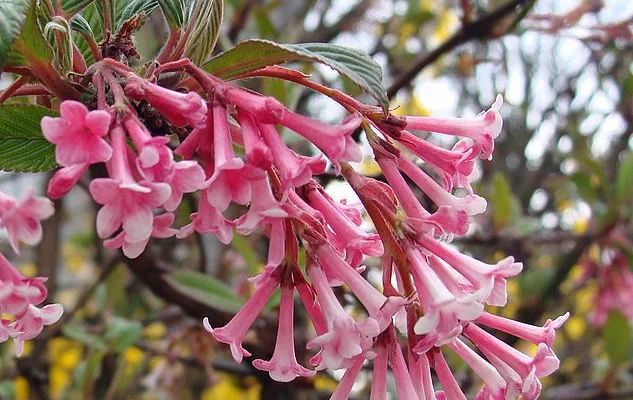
[
  {"x1": 158, "y1": 0, "x2": 187, "y2": 29},
  {"x1": 62, "y1": 323, "x2": 108, "y2": 351},
  {"x1": 203, "y1": 40, "x2": 389, "y2": 112},
  {"x1": 104, "y1": 317, "x2": 143, "y2": 353},
  {"x1": 0, "y1": 0, "x2": 30, "y2": 70},
  {"x1": 183, "y1": 0, "x2": 223, "y2": 65},
  {"x1": 165, "y1": 270, "x2": 244, "y2": 313},
  {"x1": 61, "y1": 0, "x2": 95, "y2": 16},
  {"x1": 604, "y1": 311, "x2": 633, "y2": 366},
  {"x1": 14, "y1": 0, "x2": 54, "y2": 64},
  {"x1": 117, "y1": 0, "x2": 159, "y2": 30},
  {"x1": 615, "y1": 152, "x2": 633, "y2": 205},
  {"x1": 0, "y1": 105, "x2": 58, "y2": 172}
]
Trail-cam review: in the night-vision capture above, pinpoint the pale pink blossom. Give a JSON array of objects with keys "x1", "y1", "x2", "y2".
[
  {"x1": 404, "y1": 95, "x2": 503, "y2": 160},
  {"x1": 222, "y1": 87, "x2": 285, "y2": 124},
  {"x1": 0, "y1": 190, "x2": 54, "y2": 253},
  {"x1": 12, "y1": 303, "x2": 63, "y2": 356},
  {"x1": 431, "y1": 348, "x2": 468, "y2": 400},
  {"x1": 104, "y1": 213, "x2": 178, "y2": 258},
  {"x1": 163, "y1": 160, "x2": 205, "y2": 212},
  {"x1": 330, "y1": 355, "x2": 365, "y2": 400},
  {"x1": 41, "y1": 100, "x2": 112, "y2": 166},
  {"x1": 203, "y1": 266, "x2": 280, "y2": 362},
  {"x1": 476, "y1": 311, "x2": 570, "y2": 347},
  {"x1": 125, "y1": 77, "x2": 207, "y2": 128},
  {"x1": 177, "y1": 190, "x2": 234, "y2": 244},
  {"x1": 370, "y1": 340, "x2": 388, "y2": 400},
  {"x1": 235, "y1": 177, "x2": 288, "y2": 235},
  {"x1": 252, "y1": 283, "x2": 315, "y2": 381},
  {"x1": 237, "y1": 111, "x2": 273, "y2": 169},
  {"x1": 448, "y1": 339, "x2": 507, "y2": 400},
  {"x1": 47, "y1": 163, "x2": 89, "y2": 199},
  {"x1": 280, "y1": 111, "x2": 363, "y2": 168}
]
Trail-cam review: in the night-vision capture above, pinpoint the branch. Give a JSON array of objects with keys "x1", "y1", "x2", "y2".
[{"x1": 387, "y1": 0, "x2": 532, "y2": 98}]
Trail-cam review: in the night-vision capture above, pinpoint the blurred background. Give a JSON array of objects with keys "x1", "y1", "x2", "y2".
[{"x1": 1, "y1": 0, "x2": 633, "y2": 399}]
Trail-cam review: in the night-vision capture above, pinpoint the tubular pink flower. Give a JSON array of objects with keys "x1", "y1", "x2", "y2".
[
  {"x1": 294, "y1": 269, "x2": 328, "y2": 336},
  {"x1": 476, "y1": 311, "x2": 569, "y2": 347},
  {"x1": 125, "y1": 77, "x2": 207, "y2": 127},
  {"x1": 177, "y1": 190, "x2": 234, "y2": 244},
  {"x1": 89, "y1": 127, "x2": 171, "y2": 244},
  {"x1": 398, "y1": 155, "x2": 487, "y2": 217},
  {"x1": 235, "y1": 177, "x2": 288, "y2": 235},
  {"x1": 448, "y1": 339, "x2": 507, "y2": 400},
  {"x1": 203, "y1": 266, "x2": 280, "y2": 363},
  {"x1": 175, "y1": 125, "x2": 204, "y2": 159},
  {"x1": 404, "y1": 94, "x2": 503, "y2": 160},
  {"x1": 123, "y1": 115, "x2": 175, "y2": 182},
  {"x1": 409, "y1": 351, "x2": 438, "y2": 400},
  {"x1": 464, "y1": 323, "x2": 560, "y2": 382},
  {"x1": 258, "y1": 122, "x2": 323, "y2": 191},
  {"x1": 47, "y1": 163, "x2": 89, "y2": 199},
  {"x1": 370, "y1": 341, "x2": 388, "y2": 400},
  {"x1": 431, "y1": 348, "x2": 468, "y2": 400},
  {"x1": 306, "y1": 183, "x2": 383, "y2": 263},
  {"x1": 222, "y1": 87, "x2": 285, "y2": 124},
  {"x1": 280, "y1": 111, "x2": 363, "y2": 168},
  {"x1": 330, "y1": 355, "x2": 365, "y2": 400},
  {"x1": 252, "y1": 283, "x2": 315, "y2": 382},
  {"x1": 306, "y1": 262, "x2": 373, "y2": 370},
  {"x1": 0, "y1": 190, "x2": 54, "y2": 253},
  {"x1": 163, "y1": 160, "x2": 205, "y2": 212},
  {"x1": 237, "y1": 111, "x2": 273, "y2": 170},
  {"x1": 41, "y1": 100, "x2": 112, "y2": 166},
  {"x1": 397, "y1": 131, "x2": 477, "y2": 192},
  {"x1": 12, "y1": 303, "x2": 63, "y2": 356},
  {"x1": 316, "y1": 244, "x2": 406, "y2": 332},
  {"x1": 0, "y1": 252, "x2": 48, "y2": 318},
  {"x1": 104, "y1": 213, "x2": 178, "y2": 258},
  {"x1": 407, "y1": 247, "x2": 472, "y2": 345},
  {"x1": 388, "y1": 329, "x2": 422, "y2": 400},
  {"x1": 418, "y1": 236, "x2": 522, "y2": 307}
]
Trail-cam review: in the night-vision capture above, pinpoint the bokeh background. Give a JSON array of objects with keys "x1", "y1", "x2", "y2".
[{"x1": 1, "y1": 0, "x2": 633, "y2": 399}]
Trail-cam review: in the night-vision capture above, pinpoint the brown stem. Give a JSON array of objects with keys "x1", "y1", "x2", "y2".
[{"x1": 0, "y1": 76, "x2": 29, "y2": 104}]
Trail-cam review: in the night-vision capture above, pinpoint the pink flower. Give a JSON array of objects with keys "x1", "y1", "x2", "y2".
[
  {"x1": 404, "y1": 94, "x2": 503, "y2": 160},
  {"x1": 41, "y1": 100, "x2": 112, "y2": 166},
  {"x1": 448, "y1": 339, "x2": 508, "y2": 400},
  {"x1": 89, "y1": 126, "x2": 171, "y2": 245},
  {"x1": 258, "y1": 122, "x2": 325, "y2": 191},
  {"x1": 476, "y1": 311, "x2": 570, "y2": 347},
  {"x1": 12, "y1": 303, "x2": 63, "y2": 356},
  {"x1": 329, "y1": 355, "x2": 365, "y2": 400},
  {"x1": 125, "y1": 77, "x2": 207, "y2": 128},
  {"x1": 104, "y1": 213, "x2": 178, "y2": 258},
  {"x1": 370, "y1": 339, "x2": 388, "y2": 400},
  {"x1": 0, "y1": 190, "x2": 54, "y2": 253},
  {"x1": 222, "y1": 87, "x2": 285, "y2": 124},
  {"x1": 237, "y1": 111, "x2": 273, "y2": 170},
  {"x1": 177, "y1": 190, "x2": 234, "y2": 244},
  {"x1": 397, "y1": 131, "x2": 477, "y2": 192},
  {"x1": 409, "y1": 351, "x2": 438, "y2": 400},
  {"x1": 280, "y1": 111, "x2": 363, "y2": 168},
  {"x1": 235, "y1": 177, "x2": 288, "y2": 235},
  {"x1": 163, "y1": 160, "x2": 205, "y2": 212},
  {"x1": 47, "y1": 163, "x2": 89, "y2": 199},
  {"x1": 306, "y1": 262, "x2": 374, "y2": 370},
  {"x1": 252, "y1": 283, "x2": 315, "y2": 382},
  {"x1": 203, "y1": 266, "x2": 280, "y2": 362}
]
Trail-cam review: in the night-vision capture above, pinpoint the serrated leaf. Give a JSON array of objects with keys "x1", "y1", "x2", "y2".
[
  {"x1": 604, "y1": 310, "x2": 633, "y2": 365},
  {"x1": 0, "y1": 0, "x2": 31, "y2": 70},
  {"x1": 183, "y1": 0, "x2": 223, "y2": 65},
  {"x1": 202, "y1": 39, "x2": 389, "y2": 112},
  {"x1": 0, "y1": 105, "x2": 58, "y2": 172},
  {"x1": 165, "y1": 270, "x2": 243, "y2": 313},
  {"x1": 158, "y1": 0, "x2": 186, "y2": 29},
  {"x1": 62, "y1": 0, "x2": 95, "y2": 16},
  {"x1": 14, "y1": 1, "x2": 54, "y2": 64},
  {"x1": 616, "y1": 151, "x2": 633, "y2": 205},
  {"x1": 116, "y1": 0, "x2": 159, "y2": 30},
  {"x1": 105, "y1": 317, "x2": 142, "y2": 353}
]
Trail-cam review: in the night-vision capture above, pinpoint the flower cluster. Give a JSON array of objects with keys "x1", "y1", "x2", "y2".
[
  {"x1": 40, "y1": 59, "x2": 567, "y2": 399},
  {"x1": 0, "y1": 190, "x2": 62, "y2": 355}
]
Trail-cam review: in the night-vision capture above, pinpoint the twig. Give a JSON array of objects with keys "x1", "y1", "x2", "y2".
[{"x1": 387, "y1": 0, "x2": 532, "y2": 98}]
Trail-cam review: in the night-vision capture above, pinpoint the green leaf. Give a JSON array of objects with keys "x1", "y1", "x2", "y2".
[
  {"x1": 0, "y1": 105, "x2": 58, "y2": 172},
  {"x1": 604, "y1": 310, "x2": 633, "y2": 365},
  {"x1": 202, "y1": 39, "x2": 389, "y2": 112},
  {"x1": 165, "y1": 270, "x2": 243, "y2": 313},
  {"x1": 14, "y1": 1, "x2": 54, "y2": 64},
  {"x1": 230, "y1": 233, "x2": 261, "y2": 275},
  {"x1": 616, "y1": 151, "x2": 633, "y2": 205},
  {"x1": 71, "y1": 13, "x2": 95, "y2": 36},
  {"x1": 62, "y1": 323, "x2": 108, "y2": 351},
  {"x1": 62, "y1": 0, "x2": 95, "y2": 16},
  {"x1": 158, "y1": 0, "x2": 186, "y2": 29},
  {"x1": 183, "y1": 0, "x2": 223, "y2": 65},
  {"x1": 117, "y1": 0, "x2": 159, "y2": 30},
  {"x1": 0, "y1": 0, "x2": 31, "y2": 70},
  {"x1": 491, "y1": 172, "x2": 513, "y2": 230},
  {"x1": 104, "y1": 317, "x2": 142, "y2": 353}
]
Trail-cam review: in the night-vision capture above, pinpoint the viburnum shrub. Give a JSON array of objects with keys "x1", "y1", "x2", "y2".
[{"x1": 0, "y1": 1, "x2": 568, "y2": 398}]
